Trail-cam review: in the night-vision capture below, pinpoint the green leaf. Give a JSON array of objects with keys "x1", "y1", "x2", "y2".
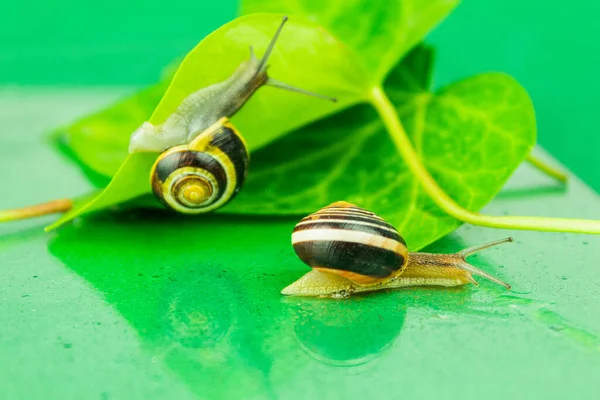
[
  {"x1": 45, "y1": 153, "x2": 157, "y2": 231},
  {"x1": 54, "y1": 83, "x2": 169, "y2": 178},
  {"x1": 54, "y1": 14, "x2": 370, "y2": 179},
  {"x1": 55, "y1": 0, "x2": 459, "y2": 181},
  {"x1": 49, "y1": 1, "x2": 462, "y2": 230},
  {"x1": 240, "y1": 0, "x2": 459, "y2": 83},
  {"x1": 46, "y1": 3, "x2": 537, "y2": 247},
  {"x1": 224, "y1": 68, "x2": 536, "y2": 249},
  {"x1": 47, "y1": 2, "x2": 463, "y2": 231},
  {"x1": 47, "y1": 13, "x2": 369, "y2": 230},
  {"x1": 149, "y1": 13, "x2": 368, "y2": 146}
]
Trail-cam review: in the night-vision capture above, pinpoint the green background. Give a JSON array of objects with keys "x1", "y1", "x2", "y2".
[
  {"x1": 1, "y1": 0, "x2": 599, "y2": 191},
  {"x1": 1, "y1": 1, "x2": 600, "y2": 400}
]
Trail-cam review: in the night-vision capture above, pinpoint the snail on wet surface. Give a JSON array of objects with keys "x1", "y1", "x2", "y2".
[{"x1": 283, "y1": 201, "x2": 512, "y2": 299}]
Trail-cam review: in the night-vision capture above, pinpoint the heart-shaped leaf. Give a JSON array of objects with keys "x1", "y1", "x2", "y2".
[{"x1": 222, "y1": 49, "x2": 536, "y2": 249}]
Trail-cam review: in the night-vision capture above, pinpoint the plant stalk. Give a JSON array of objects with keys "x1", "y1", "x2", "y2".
[
  {"x1": 525, "y1": 153, "x2": 568, "y2": 183},
  {"x1": 369, "y1": 86, "x2": 600, "y2": 235},
  {"x1": 0, "y1": 199, "x2": 73, "y2": 223}
]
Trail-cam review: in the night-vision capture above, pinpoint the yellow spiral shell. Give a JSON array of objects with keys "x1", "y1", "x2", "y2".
[{"x1": 150, "y1": 118, "x2": 249, "y2": 214}]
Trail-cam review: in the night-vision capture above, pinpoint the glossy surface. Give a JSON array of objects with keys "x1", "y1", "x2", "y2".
[{"x1": 1, "y1": 89, "x2": 600, "y2": 399}]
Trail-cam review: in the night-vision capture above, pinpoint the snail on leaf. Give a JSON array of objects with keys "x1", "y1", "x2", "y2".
[
  {"x1": 132, "y1": 15, "x2": 336, "y2": 214},
  {"x1": 0, "y1": 15, "x2": 335, "y2": 223}
]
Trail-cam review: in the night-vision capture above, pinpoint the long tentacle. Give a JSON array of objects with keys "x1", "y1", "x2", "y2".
[
  {"x1": 456, "y1": 260, "x2": 511, "y2": 289},
  {"x1": 455, "y1": 237, "x2": 513, "y2": 289},
  {"x1": 256, "y1": 16, "x2": 288, "y2": 74},
  {"x1": 458, "y1": 237, "x2": 513, "y2": 258},
  {"x1": 267, "y1": 78, "x2": 337, "y2": 101}
]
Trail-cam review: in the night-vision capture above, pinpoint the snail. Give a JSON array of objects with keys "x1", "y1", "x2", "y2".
[
  {"x1": 282, "y1": 201, "x2": 512, "y2": 298},
  {"x1": 131, "y1": 16, "x2": 336, "y2": 214},
  {"x1": 149, "y1": 117, "x2": 250, "y2": 214}
]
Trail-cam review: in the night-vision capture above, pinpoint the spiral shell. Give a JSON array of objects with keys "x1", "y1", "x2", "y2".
[
  {"x1": 150, "y1": 118, "x2": 249, "y2": 214},
  {"x1": 291, "y1": 201, "x2": 409, "y2": 285}
]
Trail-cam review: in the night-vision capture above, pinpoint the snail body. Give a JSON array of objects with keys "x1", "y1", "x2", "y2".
[
  {"x1": 128, "y1": 64, "x2": 258, "y2": 154},
  {"x1": 128, "y1": 18, "x2": 289, "y2": 154},
  {"x1": 283, "y1": 201, "x2": 512, "y2": 298},
  {"x1": 130, "y1": 16, "x2": 335, "y2": 214}
]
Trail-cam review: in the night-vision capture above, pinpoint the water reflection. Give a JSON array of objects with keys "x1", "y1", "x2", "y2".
[
  {"x1": 47, "y1": 212, "x2": 548, "y2": 398},
  {"x1": 282, "y1": 296, "x2": 407, "y2": 367},
  {"x1": 48, "y1": 210, "x2": 294, "y2": 399},
  {"x1": 150, "y1": 269, "x2": 234, "y2": 349},
  {"x1": 278, "y1": 234, "x2": 518, "y2": 368}
]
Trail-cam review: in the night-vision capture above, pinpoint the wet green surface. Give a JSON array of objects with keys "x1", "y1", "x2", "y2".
[{"x1": 1, "y1": 89, "x2": 600, "y2": 399}]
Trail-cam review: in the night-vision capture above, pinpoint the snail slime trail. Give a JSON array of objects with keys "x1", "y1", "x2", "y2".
[{"x1": 283, "y1": 201, "x2": 512, "y2": 299}]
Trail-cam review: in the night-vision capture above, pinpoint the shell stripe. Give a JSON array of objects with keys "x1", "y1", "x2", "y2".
[
  {"x1": 154, "y1": 151, "x2": 228, "y2": 204},
  {"x1": 293, "y1": 220, "x2": 400, "y2": 240},
  {"x1": 305, "y1": 211, "x2": 388, "y2": 224},
  {"x1": 155, "y1": 151, "x2": 223, "y2": 184},
  {"x1": 150, "y1": 117, "x2": 249, "y2": 215},
  {"x1": 170, "y1": 169, "x2": 217, "y2": 207},
  {"x1": 292, "y1": 229, "x2": 403, "y2": 253},
  {"x1": 208, "y1": 123, "x2": 249, "y2": 193},
  {"x1": 295, "y1": 217, "x2": 397, "y2": 233},
  {"x1": 301, "y1": 214, "x2": 402, "y2": 241},
  {"x1": 293, "y1": 240, "x2": 405, "y2": 279},
  {"x1": 292, "y1": 203, "x2": 409, "y2": 281},
  {"x1": 316, "y1": 206, "x2": 378, "y2": 216},
  {"x1": 311, "y1": 211, "x2": 384, "y2": 221}
]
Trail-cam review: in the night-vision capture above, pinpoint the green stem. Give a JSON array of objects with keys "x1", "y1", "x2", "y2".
[
  {"x1": 0, "y1": 199, "x2": 73, "y2": 223},
  {"x1": 369, "y1": 86, "x2": 600, "y2": 235},
  {"x1": 526, "y1": 153, "x2": 568, "y2": 183}
]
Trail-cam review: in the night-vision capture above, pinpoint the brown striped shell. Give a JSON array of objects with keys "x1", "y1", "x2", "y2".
[{"x1": 291, "y1": 201, "x2": 409, "y2": 285}]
